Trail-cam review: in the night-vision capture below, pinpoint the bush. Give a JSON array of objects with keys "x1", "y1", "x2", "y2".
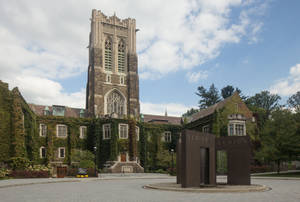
[
  {"x1": 27, "y1": 165, "x2": 51, "y2": 172},
  {"x1": 9, "y1": 170, "x2": 49, "y2": 178},
  {"x1": 79, "y1": 160, "x2": 95, "y2": 169},
  {"x1": 154, "y1": 169, "x2": 167, "y2": 174},
  {"x1": 250, "y1": 165, "x2": 272, "y2": 173},
  {"x1": 0, "y1": 168, "x2": 10, "y2": 178},
  {"x1": 10, "y1": 157, "x2": 30, "y2": 170},
  {"x1": 167, "y1": 167, "x2": 176, "y2": 176}
]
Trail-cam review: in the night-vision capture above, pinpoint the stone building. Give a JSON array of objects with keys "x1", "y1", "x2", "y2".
[
  {"x1": 0, "y1": 10, "x2": 182, "y2": 175},
  {"x1": 86, "y1": 10, "x2": 140, "y2": 118},
  {"x1": 0, "y1": 10, "x2": 257, "y2": 176},
  {"x1": 184, "y1": 92, "x2": 256, "y2": 175}
]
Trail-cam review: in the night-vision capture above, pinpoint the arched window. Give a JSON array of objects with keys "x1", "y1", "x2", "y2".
[
  {"x1": 106, "y1": 90, "x2": 125, "y2": 116},
  {"x1": 118, "y1": 40, "x2": 125, "y2": 73},
  {"x1": 105, "y1": 38, "x2": 112, "y2": 71}
]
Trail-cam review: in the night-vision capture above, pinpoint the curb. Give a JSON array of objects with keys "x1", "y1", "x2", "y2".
[
  {"x1": 0, "y1": 176, "x2": 174, "y2": 189},
  {"x1": 251, "y1": 176, "x2": 300, "y2": 181},
  {"x1": 0, "y1": 179, "x2": 80, "y2": 189},
  {"x1": 144, "y1": 183, "x2": 271, "y2": 193}
]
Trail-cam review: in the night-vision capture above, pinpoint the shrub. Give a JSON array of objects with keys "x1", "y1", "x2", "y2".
[
  {"x1": 79, "y1": 160, "x2": 95, "y2": 169},
  {"x1": 250, "y1": 165, "x2": 272, "y2": 173},
  {"x1": 0, "y1": 168, "x2": 10, "y2": 178},
  {"x1": 27, "y1": 165, "x2": 51, "y2": 172},
  {"x1": 10, "y1": 157, "x2": 30, "y2": 170},
  {"x1": 167, "y1": 167, "x2": 176, "y2": 176},
  {"x1": 67, "y1": 168, "x2": 77, "y2": 177},
  {"x1": 9, "y1": 170, "x2": 49, "y2": 178},
  {"x1": 155, "y1": 169, "x2": 167, "y2": 174}
]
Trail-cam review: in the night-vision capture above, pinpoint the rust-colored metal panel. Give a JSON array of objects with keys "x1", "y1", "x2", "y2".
[
  {"x1": 176, "y1": 138, "x2": 182, "y2": 184},
  {"x1": 216, "y1": 136, "x2": 251, "y2": 185},
  {"x1": 180, "y1": 130, "x2": 216, "y2": 188},
  {"x1": 177, "y1": 130, "x2": 251, "y2": 188}
]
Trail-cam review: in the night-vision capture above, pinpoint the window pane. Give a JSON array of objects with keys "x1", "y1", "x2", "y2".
[
  {"x1": 229, "y1": 124, "x2": 234, "y2": 136},
  {"x1": 60, "y1": 148, "x2": 65, "y2": 158}
]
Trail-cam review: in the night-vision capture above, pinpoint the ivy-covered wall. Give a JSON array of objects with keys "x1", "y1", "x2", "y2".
[
  {"x1": 0, "y1": 81, "x2": 39, "y2": 163},
  {"x1": 37, "y1": 116, "x2": 92, "y2": 165},
  {"x1": 0, "y1": 81, "x2": 182, "y2": 173},
  {"x1": 0, "y1": 81, "x2": 12, "y2": 162},
  {"x1": 185, "y1": 93, "x2": 256, "y2": 140},
  {"x1": 140, "y1": 123, "x2": 182, "y2": 171}
]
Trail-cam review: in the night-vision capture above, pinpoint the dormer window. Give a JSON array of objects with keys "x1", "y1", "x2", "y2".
[
  {"x1": 43, "y1": 106, "x2": 50, "y2": 115},
  {"x1": 79, "y1": 109, "x2": 85, "y2": 118}
]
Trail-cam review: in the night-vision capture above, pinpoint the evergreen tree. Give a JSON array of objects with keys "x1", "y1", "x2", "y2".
[
  {"x1": 221, "y1": 85, "x2": 234, "y2": 99},
  {"x1": 182, "y1": 108, "x2": 199, "y2": 117},
  {"x1": 221, "y1": 85, "x2": 246, "y2": 100},
  {"x1": 196, "y1": 84, "x2": 221, "y2": 109}
]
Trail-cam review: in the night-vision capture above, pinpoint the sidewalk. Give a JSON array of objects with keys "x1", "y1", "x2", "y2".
[
  {"x1": 251, "y1": 170, "x2": 300, "y2": 176},
  {"x1": 0, "y1": 173, "x2": 173, "y2": 188}
]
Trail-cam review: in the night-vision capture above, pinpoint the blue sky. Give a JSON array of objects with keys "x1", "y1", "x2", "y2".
[{"x1": 0, "y1": 0, "x2": 299, "y2": 116}]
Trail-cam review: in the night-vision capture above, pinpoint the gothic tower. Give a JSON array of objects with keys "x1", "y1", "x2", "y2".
[{"x1": 86, "y1": 10, "x2": 140, "y2": 118}]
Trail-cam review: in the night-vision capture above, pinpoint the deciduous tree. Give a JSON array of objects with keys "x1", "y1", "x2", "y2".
[
  {"x1": 255, "y1": 109, "x2": 300, "y2": 173},
  {"x1": 287, "y1": 91, "x2": 300, "y2": 112}
]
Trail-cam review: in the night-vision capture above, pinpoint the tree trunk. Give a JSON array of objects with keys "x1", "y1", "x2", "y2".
[{"x1": 277, "y1": 160, "x2": 280, "y2": 174}]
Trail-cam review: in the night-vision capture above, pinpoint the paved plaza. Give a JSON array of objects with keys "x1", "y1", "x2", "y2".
[{"x1": 0, "y1": 175, "x2": 299, "y2": 202}]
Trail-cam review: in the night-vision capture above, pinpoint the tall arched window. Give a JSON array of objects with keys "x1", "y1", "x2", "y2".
[
  {"x1": 118, "y1": 40, "x2": 125, "y2": 73},
  {"x1": 106, "y1": 90, "x2": 125, "y2": 116},
  {"x1": 105, "y1": 38, "x2": 112, "y2": 71}
]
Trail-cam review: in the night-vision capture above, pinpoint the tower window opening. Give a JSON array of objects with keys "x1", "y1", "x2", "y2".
[
  {"x1": 106, "y1": 90, "x2": 125, "y2": 116},
  {"x1": 105, "y1": 39, "x2": 112, "y2": 71},
  {"x1": 118, "y1": 41, "x2": 125, "y2": 73}
]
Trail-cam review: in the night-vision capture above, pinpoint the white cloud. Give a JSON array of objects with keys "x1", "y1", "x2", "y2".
[
  {"x1": 141, "y1": 101, "x2": 195, "y2": 117},
  {"x1": 270, "y1": 64, "x2": 300, "y2": 96},
  {"x1": 0, "y1": 0, "x2": 268, "y2": 108},
  {"x1": 186, "y1": 71, "x2": 208, "y2": 83},
  {"x1": 6, "y1": 76, "x2": 85, "y2": 108},
  {"x1": 138, "y1": 0, "x2": 269, "y2": 79}
]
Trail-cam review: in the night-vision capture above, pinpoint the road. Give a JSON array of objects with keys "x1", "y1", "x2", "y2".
[{"x1": 0, "y1": 177, "x2": 299, "y2": 202}]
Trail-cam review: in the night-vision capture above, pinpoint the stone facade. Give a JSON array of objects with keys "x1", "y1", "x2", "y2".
[{"x1": 86, "y1": 10, "x2": 140, "y2": 118}]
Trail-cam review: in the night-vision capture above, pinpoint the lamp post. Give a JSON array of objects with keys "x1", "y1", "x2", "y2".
[
  {"x1": 170, "y1": 149, "x2": 174, "y2": 175},
  {"x1": 93, "y1": 146, "x2": 97, "y2": 177}
]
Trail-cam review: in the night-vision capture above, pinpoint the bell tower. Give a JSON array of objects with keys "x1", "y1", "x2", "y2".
[{"x1": 86, "y1": 10, "x2": 140, "y2": 118}]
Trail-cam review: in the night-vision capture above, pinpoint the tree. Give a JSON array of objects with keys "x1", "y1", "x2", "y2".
[
  {"x1": 287, "y1": 91, "x2": 300, "y2": 112},
  {"x1": 71, "y1": 149, "x2": 95, "y2": 168},
  {"x1": 196, "y1": 84, "x2": 221, "y2": 109},
  {"x1": 221, "y1": 85, "x2": 247, "y2": 100},
  {"x1": 246, "y1": 91, "x2": 281, "y2": 116},
  {"x1": 182, "y1": 108, "x2": 199, "y2": 117},
  {"x1": 221, "y1": 85, "x2": 234, "y2": 99},
  {"x1": 255, "y1": 109, "x2": 300, "y2": 173}
]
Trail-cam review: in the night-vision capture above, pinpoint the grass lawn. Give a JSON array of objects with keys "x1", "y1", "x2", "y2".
[{"x1": 257, "y1": 171, "x2": 300, "y2": 178}]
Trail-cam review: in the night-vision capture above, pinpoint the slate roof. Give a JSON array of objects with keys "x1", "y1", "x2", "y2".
[
  {"x1": 29, "y1": 104, "x2": 86, "y2": 118},
  {"x1": 143, "y1": 114, "x2": 182, "y2": 125},
  {"x1": 189, "y1": 92, "x2": 239, "y2": 123}
]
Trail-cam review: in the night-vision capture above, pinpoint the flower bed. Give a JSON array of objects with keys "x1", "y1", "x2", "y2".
[{"x1": 67, "y1": 168, "x2": 97, "y2": 177}]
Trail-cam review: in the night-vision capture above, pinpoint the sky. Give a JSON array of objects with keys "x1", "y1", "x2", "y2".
[{"x1": 0, "y1": 0, "x2": 300, "y2": 116}]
